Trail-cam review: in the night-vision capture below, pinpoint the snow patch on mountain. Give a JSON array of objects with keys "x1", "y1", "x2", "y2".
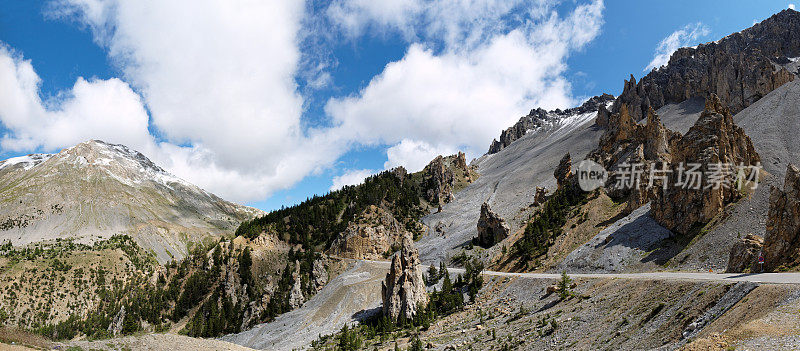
[{"x1": 0, "y1": 154, "x2": 53, "y2": 171}]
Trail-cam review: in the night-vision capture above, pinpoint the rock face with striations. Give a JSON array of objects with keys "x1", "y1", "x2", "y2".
[
  {"x1": 476, "y1": 202, "x2": 510, "y2": 248},
  {"x1": 488, "y1": 94, "x2": 615, "y2": 154},
  {"x1": 762, "y1": 164, "x2": 800, "y2": 271},
  {"x1": 726, "y1": 233, "x2": 764, "y2": 273},
  {"x1": 613, "y1": 9, "x2": 799, "y2": 122},
  {"x1": 382, "y1": 234, "x2": 429, "y2": 322},
  {"x1": 651, "y1": 94, "x2": 761, "y2": 235}
]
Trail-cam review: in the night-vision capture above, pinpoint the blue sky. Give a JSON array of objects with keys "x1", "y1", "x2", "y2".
[{"x1": 0, "y1": 0, "x2": 795, "y2": 211}]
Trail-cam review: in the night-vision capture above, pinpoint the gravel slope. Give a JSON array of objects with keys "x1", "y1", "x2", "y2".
[
  {"x1": 552, "y1": 204, "x2": 674, "y2": 273},
  {"x1": 418, "y1": 112, "x2": 604, "y2": 265},
  {"x1": 221, "y1": 261, "x2": 386, "y2": 351}
]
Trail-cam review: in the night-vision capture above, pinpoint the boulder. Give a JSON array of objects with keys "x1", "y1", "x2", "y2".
[
  {"x1": 762, "y1": 164, "x2": 800, "y2": 271},
  {"x1": 382, "y1": 234, "x2": 429, "y2": 322},
  {"x1": 726, "y1": 233, "x2": 764, "y2": 273},
  {"x1": 476, "y1": 202, "x2": 510, "y2": 248}
]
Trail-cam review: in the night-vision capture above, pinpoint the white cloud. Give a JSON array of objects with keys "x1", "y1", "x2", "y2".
[
  {"x1": 0, "y1": 45, "x2": 153, "y2": 152},
  {"x1": 4, "y1": 0, "x2": 328, "y2": 203},
  {"x1": 790, "y1": 4, "x2": 796, "y2": 10},
  {"x1": 0, "y1": 0, "x2": 607, "y2": 205},
  {"x1": 384, "y1": 139, "x2": 457, "y2": 173},
  {"x1": 645, "y1": 22, "x2": 710, "y2": 71},
  {"x1": 325, "y1": 0, "x2": 604, "y2": 170},
  {"x1": 330, "y1": 168, "x2": 377, "y2": 191}
]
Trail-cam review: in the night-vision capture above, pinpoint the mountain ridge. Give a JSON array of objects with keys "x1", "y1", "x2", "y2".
[{"x1": 0, "y1": 139, "x2": 262, "y2": 263}]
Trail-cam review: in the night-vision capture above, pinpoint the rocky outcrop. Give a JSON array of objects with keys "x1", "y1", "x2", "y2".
[
  {"x1": 423, "y1": 156, "x2": 456, "y2": 205},
  {"x1": 762, "y1": 164, "x2": 800, "y2": 271},
  {"x1": 726, "y1": 234, "x2": 764, "y2": 273},
  {"x1": 108, "y1": 305, "x2": 126, "y2": 336},
  {"x1": 312, "y1": 258, "x2": 328, "y2": 292},
  {"x1": 533, "y1": 187, "x2": 548, "y2": 206},
  {"x1": 488, "y1": 94, "x2": 614, "y2": 154},
  {"x1": 476, "y1": 202, "x2": 510, "y2": 248},
  {"x1": 382, "y1": 234, "x2": 429, "y2": 322},
  {"x1": 613, "y1": 10, "x2": 799, "y2": 122},
  {"x1": 288, "y1": 261, "x2": 305, "y2": 309},
  {"x1": 588, "y1": 104, "x2": 681, "y2": 212},
  {"x1": 554, "y1": 153, "x2": 573, "y2": 190},
  {"x1": 595, "y1": 103, "x2": 611, "y2": 128},
  {"x1": 422, "y1": 152, "x2": 472, "y2": 206},
  {"x1": 652, "y1": 94, "x2": 761, "y2": 235},
  {"x1": 328, "y1": 205, "x2": 408, "y2": 260}
]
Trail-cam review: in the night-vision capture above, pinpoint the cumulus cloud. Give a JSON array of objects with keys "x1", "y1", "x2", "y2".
[
  {"x1": 9, "y1": 0, "x2": 330, "y2": 203},
  {"x1": 325, "y1": 0, "x2": 605, "y2": 170},
  {"x1": 645, "y1": 22, "x2": 710, "y2": 71},
  {"x1": 790, "y1": 4, "x2": 796, "y2": 10},
  {"x1": 0, "y1": 0, "x2": 607, "y2": 205},
  {"x1": 384, "y1": 139, "x2": 457, "y2": 173},
  {"x1": 0, "y1": 45, "x2": 153, "y2": 152},
  {"x1": 330, "y1": 168, "x2": 377, "y2": 191}
]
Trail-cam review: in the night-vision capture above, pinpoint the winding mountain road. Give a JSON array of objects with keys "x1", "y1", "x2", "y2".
[{"x1": 341, "y1": 257, "x2": 800, "y2": 285}]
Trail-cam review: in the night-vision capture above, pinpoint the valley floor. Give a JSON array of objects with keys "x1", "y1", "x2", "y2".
[{"x1": 223, "y1": 261, "x2": 800, "y2": 350}]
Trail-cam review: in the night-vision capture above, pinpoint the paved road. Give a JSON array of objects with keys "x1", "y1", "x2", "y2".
[{"x1": 336, "y1": 257, "x2": 800, "y2": 285}]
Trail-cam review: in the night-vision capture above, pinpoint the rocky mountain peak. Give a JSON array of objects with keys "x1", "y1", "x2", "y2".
[
  {"x1": 0, "y1": 140, "x2": 261, "y2": 263},
  {"x1": 612, "y1": 9, "x2": 799, "y2": 122},
  {"x1": 488, "y1": 94, "x2": 614, "y2": 154}
]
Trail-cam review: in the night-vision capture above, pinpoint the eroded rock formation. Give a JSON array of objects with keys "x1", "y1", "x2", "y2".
[
  {"x1": 554, "y1": 153, "x2": 573, "y2": 190},
  {"x1": 613, "y1": 10, "x2": 799, "y2": 122},
  {"x1": 533, "y1": 187, "x2": 548, "y2": 206},
  {"x1": 588, "y1": 104, "x2": 681, "y2": 211},
  {"x1": 423, "y1": 152, "x2": 472, "y2": 206},
  {"x1": 382, "y1": 234, "x2": 429, "y2": 321},
  {"x1": 651, "y1": 94, "x2": 761, "y2": 235},
  {"x1": 726, "y1": 233, "x2": 764, "y2": 273},
  {"x1": 476, "y1": 202, "x2": 510, "y2": 248},
  {"x1": 424, "y1": 155, "x2": 456, "y2": 205},
  {"x1": 288, "y1": 260, "x2": 305, "y2": 309},
  {"x1": 763, "y1": 164, "x2": 800, "y2": 271},
  {"x1": 328, "y1": 205, "x2": 408, "y2": 260}
]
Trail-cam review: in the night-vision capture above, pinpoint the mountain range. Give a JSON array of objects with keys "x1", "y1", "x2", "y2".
[{"x1": 3, "y1": 8, "x2": 800, "y2": 351}]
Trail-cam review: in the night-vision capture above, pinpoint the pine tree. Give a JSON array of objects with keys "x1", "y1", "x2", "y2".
[{"x1": 557, "y1": 271, "x2": 573, "y2": 300}]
